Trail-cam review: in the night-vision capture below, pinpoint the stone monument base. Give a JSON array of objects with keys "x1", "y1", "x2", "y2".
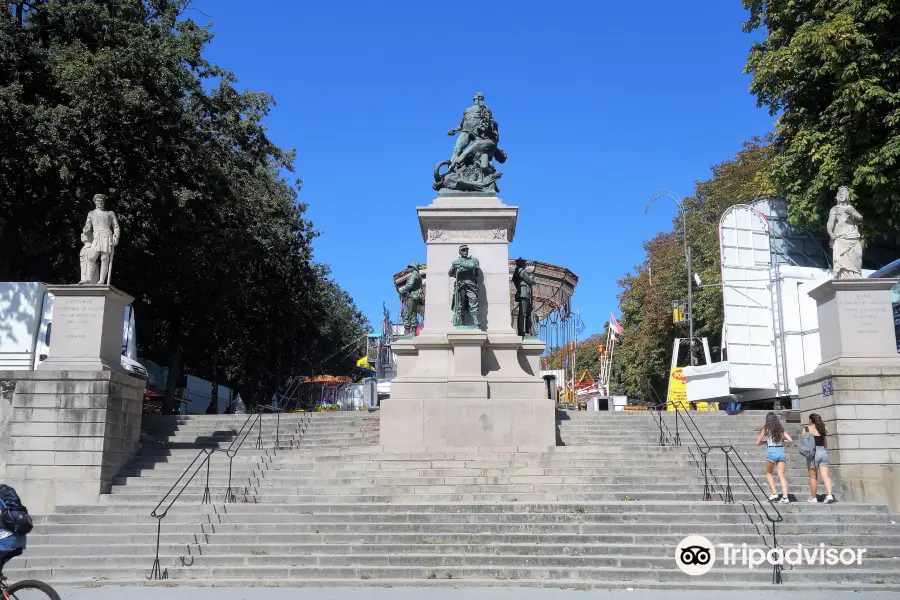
[
  {"x1": 0, "y1": 370, "x2": 144, "y2": 514},
  {"x1": 798, "y1": 365, "x2": 900, "y2": 512},
  {"x1": 382, "y1": 331, "x2": 553, "y2": 449},
  {"x1": 380, "y1": 397, "x2": 554, "y2": 449},
  {"x1": 381, "y1": 194, "x2": 554, "y2": 449},
  {"x1": 797, "y1": 278, "x2": 900, "y2": 512},
  {"x1": 37, "y1": 284, "x2": 132, "y2": 373}
]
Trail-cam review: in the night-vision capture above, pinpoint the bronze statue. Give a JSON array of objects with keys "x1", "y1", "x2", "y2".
[
  {"x1": 512, "y1": 257, "x2": 536, "y2": 336},
  {"x1": 827, "y1": 186, "x2": 863, "y2": 279},
  {"x1": 449, "y1": 245, "x2": 480, "y2": 327},
  {"x1": 433, "y1": 92, "x2": 507, "y2": 194},
  {"x1": 79, "y1": 193, "x2": 120, "y2": 284},
  {"x1": 397, "y1": 262, "x2": 424, "y2": 335}
]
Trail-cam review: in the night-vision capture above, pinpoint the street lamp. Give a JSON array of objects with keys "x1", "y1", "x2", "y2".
[{"x1": 645, "y1": 191, "x2": 695, "y2": 366}]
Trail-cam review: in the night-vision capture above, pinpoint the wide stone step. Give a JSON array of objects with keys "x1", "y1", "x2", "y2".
[
  {"x1": 33, "y1": 512, "x2": 893, "y2": 530},
  {"x1": 27, "y1": 536, "x2": 900, "y2": 560},
  {"x1": 96, "y1": 492, "x2": 847, "y2": 503},
  {"x1": 108, "y1": 475, "x2": 784, "y2": 488},
  {"x1": 101, "y1": 483, "x2": 840, "y2": 497},
  {"x1": 8, "y1": 564, "x2": 899, "y2": 586},
  {"x1": 16, "y1": 550, "x2": 900, "y2": 571}
]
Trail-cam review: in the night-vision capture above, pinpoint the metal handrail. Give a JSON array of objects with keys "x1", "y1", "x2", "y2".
[
  {"x1": 648, "y1": 401, "x2": 723, "y2": 499},
  {"x1": 648, "y1": 401, "x2": 785, "y2": 584},
  {"x1": 148, "y1": 410, "x2": 271, "y2": 580}
]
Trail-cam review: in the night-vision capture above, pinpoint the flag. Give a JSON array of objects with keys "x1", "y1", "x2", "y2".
[
  {"x1": 610, "y1": 313, "x2": 624, "y2": 336},
  {"x1": 575, "y1": 309, "x2": 586, "y2": 336},
  {"x1": 564, "y1": 358, "x2": 569, "y2": 368}
]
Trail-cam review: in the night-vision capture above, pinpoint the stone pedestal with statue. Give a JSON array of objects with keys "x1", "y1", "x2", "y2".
[{"x1": 381, "y1": 93, "x2": 553, "y2": 449}]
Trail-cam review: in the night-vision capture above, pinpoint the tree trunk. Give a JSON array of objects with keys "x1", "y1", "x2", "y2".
[
  {"x1": 164, "y1": 344, "x2": 183, "y2": 415},
  {"x1": 208, "y1": 334, "x2": 219, "y2": 414}
]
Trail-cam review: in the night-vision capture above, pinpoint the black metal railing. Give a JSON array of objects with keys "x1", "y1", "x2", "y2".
[
  {"x1": 648, "y1": 401, "x2": 785, "y2": 584},
  {"x1": 148, "y1": 410, "x2": 277, "y2": 579}
]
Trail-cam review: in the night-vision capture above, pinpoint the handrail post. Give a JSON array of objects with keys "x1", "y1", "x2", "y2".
[
  {"x1": 226, "y1": 454, "x2": 236, "y2": 503},
  {"x1": 149, "y1": 517, "x2": 163, "y2": 580},
  {"x1": 772, "y1": 521, "x2": 782, "y2": 584},
  {"x1": 675, "y1": 409, "x2": 681, "y2": 446},
  {"x1": 202, "y1": 452, "x2": 211, "y2": 505},
  {"x1": 256, "y1": 413, "x2": 263, "y2": 449},
  {"x1": 275, "y1": 410, "x2": 281, "y2": 449},
  {"x1": 724, "y1": 449, "x2": 734, "y2": 504},
  {"x1": 702, "y1": 452, "x2": 711, "y2": 501}
]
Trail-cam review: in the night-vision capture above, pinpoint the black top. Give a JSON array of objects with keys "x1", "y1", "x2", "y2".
[{"x1": 814, "y1": 435, "x2": 825, "y2": 447}]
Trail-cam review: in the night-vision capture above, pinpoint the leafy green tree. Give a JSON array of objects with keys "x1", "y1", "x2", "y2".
[
  {"x1": 0, "y1": 1, "x2": 369, "y2": 411},
  {"x1": 742, "y1": 1, "x2": 900, "y2": 238},
  {"x1": 610, "y1": 138, "x2": 775, "y2": 401}
]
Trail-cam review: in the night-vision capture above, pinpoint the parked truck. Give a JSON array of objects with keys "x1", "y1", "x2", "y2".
[{"x1": 0, "y1": 282, "x2": 147, "y2": 379}]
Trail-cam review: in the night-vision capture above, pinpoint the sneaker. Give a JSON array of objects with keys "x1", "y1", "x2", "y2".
[
  {"x1": 778, "y1": 497, "x2": 791, "y2": 504},
  {"x1": 768, "y1": 494, "x2": 779, "y2": 501},
  {"x1": 824, "y1": 495, "x2": 835, "y2": 504},
  {"x1": 806, "y1": 497, "x2": 818, "y2": 503}
]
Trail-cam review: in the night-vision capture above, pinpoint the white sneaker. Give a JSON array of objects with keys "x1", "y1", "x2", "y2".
[
  {"x1": 768, "y1": 494, "x2": 779, "y2": 501},
  {"x1": 806, "y1": 497, "x2": 818, "y2": 503},
  {"x1": 824, "y1": 495, "x2": 835, "y2": 504},
  {"x1": 778, "y1": 497, "x2": 791, "y2": 504}
]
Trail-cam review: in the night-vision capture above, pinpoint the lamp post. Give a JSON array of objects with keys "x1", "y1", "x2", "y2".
[{"x1": 645, "y1": 191, "x2": 694, "y2": 366}]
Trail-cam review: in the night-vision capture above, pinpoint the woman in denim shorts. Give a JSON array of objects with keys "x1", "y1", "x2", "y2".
[
  {"x1": 805, "y1": 413, "x2": 835, "y2": 504},
  {"x1": 756, "y1": 412, "x2": 792, "y2": 503}
]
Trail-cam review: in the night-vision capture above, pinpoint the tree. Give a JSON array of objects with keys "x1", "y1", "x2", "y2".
[
  {"x1": 609, "y1": 233, "x2": 683, "y2": 402},
  {"x1": 0, "y1": 1, "x2": 369, "y2": 411},
  {"x1": 609, "y1": 138, "x2": 775, "y2": 401},
  {"x1": 742, "y1": 1, "x2": 900, "y2": 239}
]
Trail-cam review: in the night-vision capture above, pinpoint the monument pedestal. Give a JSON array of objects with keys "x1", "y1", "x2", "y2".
[
  {"x1": 37, "y1": 285, "x2": 133, "y2": 373},
  {"x1": 797, "y1": 279, "x2": 900, "y2": 511},
  {"x1": 381, "y1": 196, "x2": 554, "y2": 449},
  {"x1": 0, "y1": 370, "x2": 144, "y2": 514},
  {"x1": 0, "y1": 284, "x2": 144, "y2": 513}
]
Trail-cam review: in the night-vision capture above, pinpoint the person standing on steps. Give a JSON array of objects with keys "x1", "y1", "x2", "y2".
[
  {"x1": 756, "y1": 412, "x2": 792, "y2": 503},
  {"x1": 804, "y1": 413, "x2": 835, "y2": 504}
]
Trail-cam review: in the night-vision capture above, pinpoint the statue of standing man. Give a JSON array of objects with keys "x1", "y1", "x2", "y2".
[
  {"x1": 449, "y1": 245, "x2": 480, "y2": 328},
  {"x1": 512, "y1": 257, "x2": 536, "y2": 337},
  {"x1": 397, "y1": 262, "x2": 424, "y2": 335},
  {"x1": 827, "y1": 186, "x2": 863, "y2": 279},
  {"x1": 79, "y1": 193, "x2": 120, "y2": 285}
]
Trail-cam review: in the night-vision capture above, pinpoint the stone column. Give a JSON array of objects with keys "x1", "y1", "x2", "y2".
[{"x1": 797, "y1": 279, "x2": 900, "y2": 511}]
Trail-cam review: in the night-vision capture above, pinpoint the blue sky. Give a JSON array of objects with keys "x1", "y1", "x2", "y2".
[{"x1": 190, "y1": 0, "x2": 773, "y2": 336}]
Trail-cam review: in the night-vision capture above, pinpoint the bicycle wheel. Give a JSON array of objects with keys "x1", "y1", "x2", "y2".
[{"x1": 5, "y1": 580, "x2": 60, "y2": 600}]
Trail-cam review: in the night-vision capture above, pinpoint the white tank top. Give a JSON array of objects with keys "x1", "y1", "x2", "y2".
[{"x1": 766, "y1": 433, "x2": 782, "y2": 447}]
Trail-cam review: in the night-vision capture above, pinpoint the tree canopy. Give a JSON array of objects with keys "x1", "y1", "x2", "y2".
[
  {"x1": 609, "y1": 138, "x2": 774, "y2": 401},
  {"x1": 742, "y1": 0, "x2": 900, "y2": 237},
  {"x1": 1, "y1": 0, "x2": 369, "y2": 410}
]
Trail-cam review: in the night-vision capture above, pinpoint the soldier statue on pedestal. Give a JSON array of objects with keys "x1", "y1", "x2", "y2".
[
  {"x1": 449, "y1": 245, "x2": 480, "y2": 328},
  {"x1": 397, "y1": 262, "x2": 424, "y2": 335},
  {"x1": 512, "y1": 257, "x2": 536, "y2": 337}
]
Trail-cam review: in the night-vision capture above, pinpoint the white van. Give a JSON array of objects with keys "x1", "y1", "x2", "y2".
[{"x1": 0, "y1": 282, "x2": 147, "y2": 379}]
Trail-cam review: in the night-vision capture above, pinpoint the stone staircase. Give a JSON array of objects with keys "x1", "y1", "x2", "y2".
[{"x1": 10, "y1": 410, "x2": 900, "y2": 590}]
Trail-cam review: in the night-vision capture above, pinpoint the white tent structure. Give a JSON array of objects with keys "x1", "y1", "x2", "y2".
[{"x1": 682, "y1": 198, "x2": 872, "y2": 405}]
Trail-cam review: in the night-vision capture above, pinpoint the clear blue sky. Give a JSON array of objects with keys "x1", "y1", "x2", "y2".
[{"x1": 191, "y1": 0, "x2": 773, "y2": 336}]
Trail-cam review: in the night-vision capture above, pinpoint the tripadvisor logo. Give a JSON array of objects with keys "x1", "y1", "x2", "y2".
[
  {"x1": 675, "y1": 535, "x2": 716, "y2": 576},
  {"x1": 675, "y1": 535, "x2": 867, "y2": 575}
]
